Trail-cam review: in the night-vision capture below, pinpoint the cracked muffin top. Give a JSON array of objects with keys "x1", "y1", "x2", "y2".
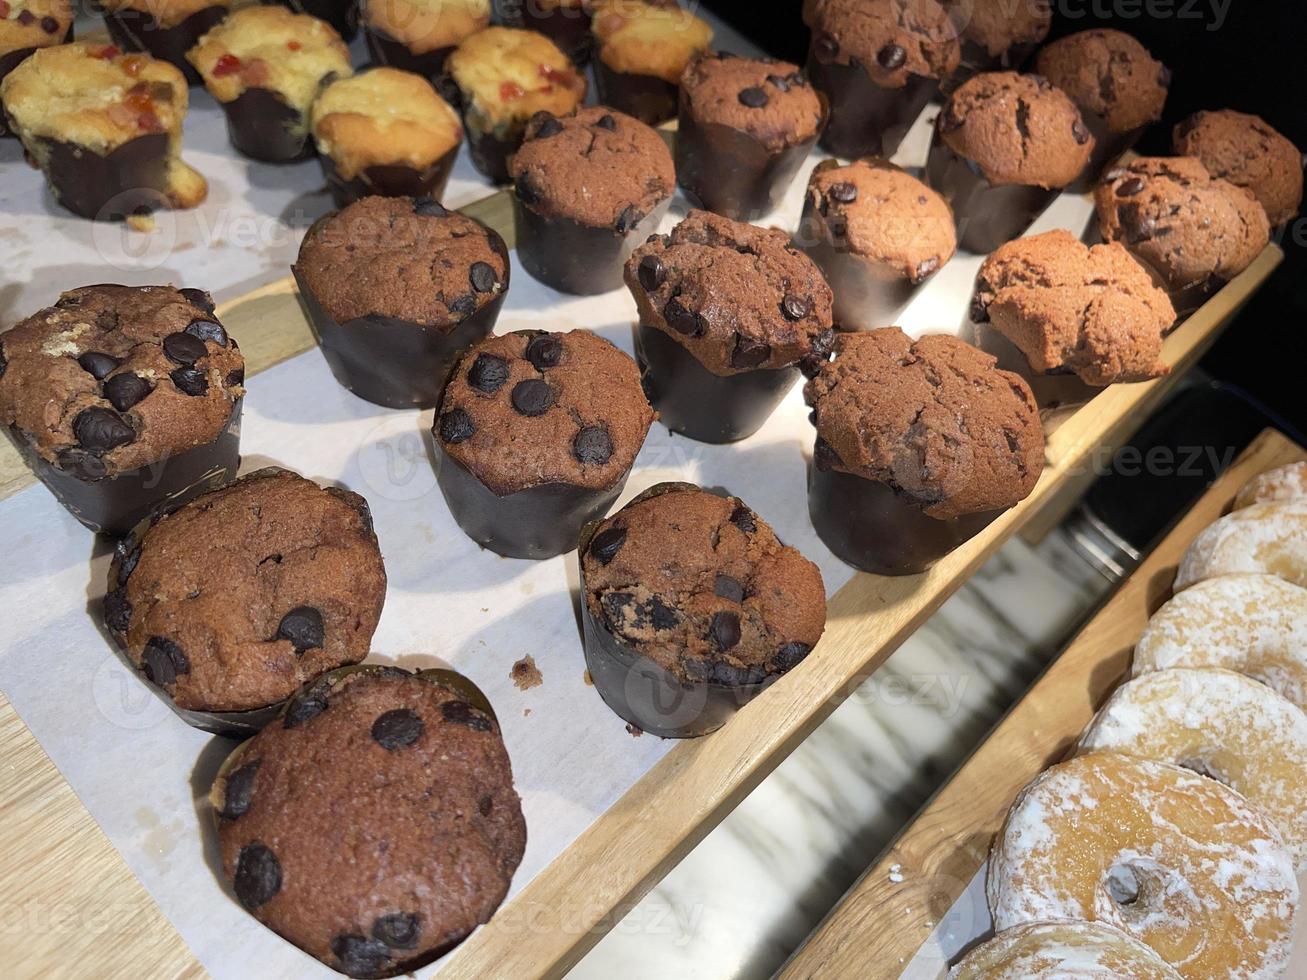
[
  {"x1": 936, "y1": 70, "x2": 1093, "y2": 188},
  {"x1": 973, "y1": 229, "x2": 1176, "y2": 385},
  {"x1": 212, "y1": 667, "x2": 524, "y2": 977},
  {"x1": 1034, "y1": 28, "x2": 1168, "y2": 134},
  {"x1": 294, "y1": 195, "x2": 509, "y2": 328},
  {"x1": 508, "y1": 106, "x2": 674, "y2": 229},
  {"x1": 1173, "y1": 109, "x2": 1304, "y2": 227},
  {"x1": 804, "y1": 328, "x2": 1044, "y2": 519},
  {"x1": 0, "y1": 284, "x2": 243, "y2": 478},
  {"x1": 590, "y1": 0, "x2": 713, "y2": 83},
  {"x1": 362, "y1": 0, "x2": 490, "y2": 56},
  {"x1": 0, "y1": 0, "x2": 72, "y2": 58},
  {"x1": 447, "y1": 26, "x2": 586, "y2": 132},
  {"x1": 803, "y1": 0, "x2": 960, "y2": 87},
  {"x1": 435, "y1": 329, "x2": 654, "y2": 494},
  {"x1": 624, "y1": 209, "x2": 835, "y2": 375},
  {"x1": 1094, "y1": 156, "x2": 1270, "y2": 290},
  {"x1": 944, "y1": 0, "x2": 1050, "y2": 59},
  {"x1": 105, "y1": 468, "x2": 387, "y2": 713},
  {"x1": 581, "y1": 483, "x2": 826, "y2": 685},
  {"x1": 679, "y1": 51, "x2": 824, "y2": 149}
]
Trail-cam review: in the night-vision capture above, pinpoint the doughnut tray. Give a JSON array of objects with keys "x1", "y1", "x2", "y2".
[{"x1": 779, "y1": 426, "x2": 1307, "y2": 979}]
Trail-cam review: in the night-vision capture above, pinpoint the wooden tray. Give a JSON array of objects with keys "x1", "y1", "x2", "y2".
[
  {"x1": 0, "y1": 180, "x2": 1285, "y2": 976},
  {"x1": 778, "y1": 426, "x2": 1307, "y2": 979}
]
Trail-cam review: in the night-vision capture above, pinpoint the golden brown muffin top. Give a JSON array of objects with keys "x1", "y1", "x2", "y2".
[
  {"x1": 591, "y1": 0, "x2": 712, "y2": 83},
  {"x1": 0, "y1": 0, "x2": 72, "y2": 55},
  {"x1": 447, "y1": 26, "x2": 586, "y2": 131},
  {"x1": 361, "y1": 0, "x2": 490, "y2": 56}
]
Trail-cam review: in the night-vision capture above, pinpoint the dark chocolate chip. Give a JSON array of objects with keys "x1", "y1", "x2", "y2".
[
  {"x1": 573, "y1": 425, "x2": 613, "y2": 465},
  {"x1": 73, "y1": 407, "x2": 135, "y2": 452},
  {"x1": 939, "y1": 103, "x2": 965, "y2": 133},
  {"x1": 275, "y1": 606, "x2": 323, "y2": 652},
  {"x1": 515, "y1": 174, "x2": 541, "y2": 205},
  {"x1": 913, "y1": 256, "x2": 940, "y2": 282},
  {"x1": 729, "y1": 504, "x2": 756, "y2": 533},
  {"x1": 730, "y1": 334, "x2": 771, "y2": 369},
  {"x1": 589, "y1": 526, "x2": 626, "y2": 565},
  {"x1": 645, "y1": 595, "x2": 680, "y2": 630},
  {"x1": 78, "y1": 351, "x2": 121, "y2": 380},
  {"x1": 664, "y1": 296, "x2": 702, "y2": 336},
  {"x1": 100, "y1": 372, "x2": 150, "y2": 412},
  {"x1": 738, "y1": 86, "x2": 769, "y2": 108},
  {"x1": 814, "y1": 33, "x2": 838, "y2": 61},
  {"x1": 714, "y1": 574, "x2": 744, "y2": 603},
  {"x1": 226, "y1": 366, "x2": 245, "y2": 387},
  {"x1": 781, "y1": 294, "x2": 810, "y2": 321},
  {"x1": 511, "y1": 378, "x2": 554, "y2": 416},
  {"x1": 1115, "y1": 177, "x2": 1145, "y2": 197},
  {"x1": 828, "y1": 181, "x2": 857, "y2": 204},
  {"x1": 104, "y1": 588, "x2": 132, "y2": 633},
  {"x1": 16, "y1": 9, "x2": 33, "y2": 24},
  {"x1": 56, "y1": 448, "x2": 107, "y2": 479},
  {"x1": 162, "y1": 331, "x2": 207, "y2": 366},
  {"x1": 117, "y1": 544, "x2": 141, "y2": 586},
  {"x1": 637, "y1": 254, "x2": 666, "y2": 292},
  {"x1": 40, "y1": 14, "x2": 60, "y2": 32},
  {"x1": 1072, "y1": 120, "x2": 1090, "y2": 145},
  {"x1": 220, "y1": 761, "x2": 261, "y2": 820},
  {"x1": 602, "y1": 592, "x2": 679, "y2": 633},
  {"x1": 469, "y1": 261, "x2": 497, "y2": 293},
  {"x1": 372, "y1": 912, "x2": 420, "y2": 950},
  {"x1": 438, "y1": 408, "x2": 475, "y2": 444},
  {"x1": 283, "y1": 692, "x2": 327, "y2": 728},
  {"x1": 709, "y1": 611, "x2": 742, "y2": 651},
  {"x1": 185, "y1": 318, "x2": 228, "y2": 346},
  {"x1": 0, "y1": 344, "x2": 6, "y2": 380},
  {"x1": 532, "y1": 114, "x2": 563, "y2": 138},
  {"x1": 876, "y1": 43, "x2": 906, "y2": 69},
  {"x1": 766, "y1": 73, "x2": 790, "y2": 92},
  {"x1": 180, "y1": 287, "x2": 216, "y2": 313},
  {"x1": 524, "y1": 333, "x2": 563, "y2": 370},
  {"x1": 596, "y1": 113, "x2": 616, "y2": 130},
  {"x1": 478, "y1": 793, "x2": 494, "y2": 816},
  {"x1": 371, "y1": 708, "x2": 424, "y2": 750},
  {"x1": 234, "y1": 844, "x2": 281, "y2": 910},
  {"x1": 141, "y1": 636, "x2": 189, "y2": 686},
  {"x1": 615, "y1": 205, "x2": 642, "y2": 234},
  {"x1": 332, "y1": 934, "x2": 391, "y2": 975},
  {"x1": 448, "y1": 293, "x2": 477, "y2": 317},
  {"x1": 413, "y1": 196, "x2": 449, "y2": 217},
  {"x1": 442, "y1": 699, "x2": 493, "y2": 731},
  {"x1": 467, "y1": 353, "x2": 509, "y2": 393},
  {"x1": 772, "y1": 641, "x2": 811, "y2": 671},
  {"x1": 970, "y1": 295, "x2": 991, "y2": 323},
  {"x1": 170, "y1": 367, "x2": 209, "y2": 396}
]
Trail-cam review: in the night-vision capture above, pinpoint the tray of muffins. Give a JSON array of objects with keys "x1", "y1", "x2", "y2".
[
  {"x1": 779, "y1": 429, "x2": 1307, "y2": 979},
  {"x1": 0, "y1": 0, "x2": 1301, "y2": 977}
]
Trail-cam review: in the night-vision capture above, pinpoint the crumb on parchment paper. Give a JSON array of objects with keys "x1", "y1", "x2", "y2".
[{"x1": 511, "y1": 655, "x2": 542, "y2": 691}]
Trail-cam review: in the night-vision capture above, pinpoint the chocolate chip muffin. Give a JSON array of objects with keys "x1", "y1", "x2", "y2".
[
  {"x1": 803, "y1": 0, "x2": 960, "y2": 159},
  {"x1": 1, "y1": 42, "x2": 206, "y2": 220},
  {"x1": 509, "y1": 106, "x2": 674, "y2": 294},
  {"x1": 310, "y1": 67, "x2": 464, "y2": 206},
  {"x1": 926, "y1": 70, "x2": 1093, "y2": 253},
  {"x1": 804, "y1": 328, "x2": 1044, "y2": 574},
  {"x1": 590, "y1": 0, "x2": 712, "y2": 124},
  {"x1": 676, "y1": 51, "x2": 826, "y2": 220},
  {"x1": 361, "y1": 0, "x2": 489, "y2": 80},
  {"x1": 188, "y1": 6, "x2": 352, "y2": 162},
  {"x1": 973, "y1": 229, "x2": 1176, "y2": 385},
  {"x1": 0, "y1": 284, "x2": 243, "y2": 535},
  {"x1": 0, "y1": 0, "x2": 72, "y2": 137},
  {"x1": 799, "y1": 157, "x2": 956, "y2": 330},
  {"x1": 98, "y1": 0, "x2": 231, "y2": 85},
  {"x1": 943, "y1": 0, "x2": 1050, "y2": 85},
  {"x1": 445, "y1": 25, "x2": 586, "y2": 182},
  {"x1": 293, "y1": 195, "x2": 509, "y2": 409},
  {"x1": 579, "y1": 483, "x2": 826, "y2": 737},
  {"x1": 1034, "y1": 28, "x2": 1168, "y2": 184},
  {"x1": 212, "y1": 666, "x2": 525, "y2": 977},
  {"x1": 1094, "y1": 156, "x2": 1270, "y2": 311},
  {"x1": 1173, "y1": 110, "x2": 1304, "y2": 227},
  {"x1": 433, "y1": 329, "x2": 655, "y2": 559},
  {"x1": 624, "y1": 209, "x2": 835, "y2": 443}
]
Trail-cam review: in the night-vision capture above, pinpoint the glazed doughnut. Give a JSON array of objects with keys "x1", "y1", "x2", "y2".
[
  {"x1": 1235, "y1": 461, "x2": 1307, "y2": 509},
  {"x1": 1078, "y1": 667, "x2": 1307, "y2": 872},
  {"x1": 1133, "y1": 573, "x2": 1307, "y2": 711},
  {"x1": 1174, "y1": 499, "x2": 1307, "y2": 591},
  {"x1": 987, "y1": 752, "x2": 1298, "y2": 979},
  {"x1": 948, "y1": 920, "x2": 1181, "y2": 979}
]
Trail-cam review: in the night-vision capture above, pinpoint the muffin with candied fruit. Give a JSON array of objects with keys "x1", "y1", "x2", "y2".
[
  {"x1": 1, "y1": 43, "x2": 207, "y2": 219},
  {"x1": 0, "y1": 0, "x2": 73, "y2": 137},
  {"x1": 310, "y1": 67, "x2": 463, "y2": 206},
  {"x1": 361, "y1": 0, "x2": 488, "y2": 80},
  {"x1": 98, "y1": 0, "x2": 232, "y2": 84},
  {"x1": 445, "y1": 25, "x2": 586, "y2": 182},
  {"x1": 189, "y1": 6, "x2": 352, "y2": 163},
  {"x1": 590, "y1": 0, "x2": 711, "y2": 124}
]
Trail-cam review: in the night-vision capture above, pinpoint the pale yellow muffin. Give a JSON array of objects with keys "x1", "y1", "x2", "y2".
[
  {"x1": 99, "y1": 0, "x2": 231, "y2": 29},
  {"x1": 446, "y1": 26, "x2": 585, "y2": 134},
  {"x1": 0, "y1": 0, "x2": 73, "y2": 58},
  {"x1": 591, "y1": 0, "x2": 712, "y2": 83},
  {"x1": 362, "y1": 0, "x2": 489, "y2": 55}
]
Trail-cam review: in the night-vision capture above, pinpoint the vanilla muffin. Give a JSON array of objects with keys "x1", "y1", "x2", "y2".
[
  {"x1": 591, "y1": 0, "x2": 712, "y2": 124},
  {"x1": 362, "y1": 0, "x2": 489, "y2": 79},
  {"x1": 1, "y1": 42, "x2": 206, "y2": 219},
  {"x1": 99, "y1": 0, "x2": 232, "y2": 84},
  {"x1": 0, "y1": 0, "x2": 72, "y2": 137},
  {"x1": 445, "y1": 25, "x2": 585, "y2": 181},
  {"x1": 310, "y1": 67, "x2": 464, "y2": 205},
  {"x1": 189, "y1": 6, "x2": 352, "y2": 162}
]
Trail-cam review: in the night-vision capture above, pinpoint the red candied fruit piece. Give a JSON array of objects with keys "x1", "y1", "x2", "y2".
[
  {"x1": 0, "y1": 2, "x2": 11, "y2": 19},
  {"x1": 287, "y1": 40, "x2": 301, "y2": 51},
  {"x1": 94, "y1": 45, "x2": 121, "y2": 60},
  {"x1": 121, "y1": 54, "x2": 147, "y2": 77},
  {"x1": 500, "y1": 80, "x2": 524, "y2": 102},
  {"x1": 212, "y1": 53, "x2": 242, "y2": 77},
  {"x1": 538, "y1": 64, "x2": 573, "y2": 86}
]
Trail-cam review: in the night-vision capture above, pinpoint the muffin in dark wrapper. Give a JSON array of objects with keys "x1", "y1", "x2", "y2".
[
  {"x1": 941, "y1": 0, "x2": 1049, "y2": 90},
  {"x1": 590, "y1": 0, "x2": 711, "y2": 124},
  {"x1": 265, "y1": 0, "x2": 358, "y2": 41},
  {"x1": 432, "y1": 329, "x2": 655, "y2": 559},
  {"x1": 211, "y1": 665, "x2": 525, "y2": 977},
  {"x1": 623, "y1": 209, "x2": 835, "y2": 444},
  {"x1": 925, "y1": 71, "x2": 1093, "y2": 254},
  {"x1": 499, "y1": 0, "x2": 593, "y2": 64},
  {"x1": 510, "y1": 106, "x2": 674, "y2": 295},
  {"x1": 0, "y1": 0, "x2": 72, "y2": 137},
  {"x1": 1173, "y1": 109, "x2": 1304, "y2": 229},
  {"x1": 802, "y1": 0, "x2": 959, "y2": 160},
  {"x1": 361, "y1": 0, "x2": 488, "y2": 79},
  {"x1": 676, "y1": 51, "x2": 825, "y2": 221},
  {"x1": 804, "y1": 328, "x2": 1044, "y2": 575},
  {"x1": 578, "y1": 483, "x2": 826, "y2": 738},
  {"x1": 0, "y1": 285, "x2": 243, "y2": 535},
  {"x1": 310, "y1": 67, "x2": 464, "y2": 207},
  {"x1": 189, "y1": 6, "x2": 352, "y2": 163},
  {"x1": 798, "y1": 158, "x2": 955, "y2": 331},
  {"x1": 294, "y1": 195, "x2": 509, "y2": 409},
  {"x1": 98, "y1": 0, "x2": 230, "y2": 85}
]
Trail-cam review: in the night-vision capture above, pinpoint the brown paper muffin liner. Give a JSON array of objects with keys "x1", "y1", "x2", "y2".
[
  {"x1": 805, "y1": 46, "x2": 938, "y2": 160},
  {"x1": 317, "y1": 145, "x2": 458, "y2": 208}
]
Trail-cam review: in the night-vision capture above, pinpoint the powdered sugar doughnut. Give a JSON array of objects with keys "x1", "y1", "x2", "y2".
[
  {"x1": 1078, "y1": 668, "x2": 1307, "y2": 872},
  {"x1": 948, "y1": 920, "x2": 1181, "y2": 979},
  {"x1": 1235, "y1": 461, "x2": 1307, "y2": 510},
  {"x1": 1174, "y1": 500, "x2": 1307, "y2": 591},
  {"x1": 987, "y1": 752, "x2": 1298, "y2": 979},
  {"x1": 1132, "y1": 574, "x2": 1307, "y2": 710}
]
